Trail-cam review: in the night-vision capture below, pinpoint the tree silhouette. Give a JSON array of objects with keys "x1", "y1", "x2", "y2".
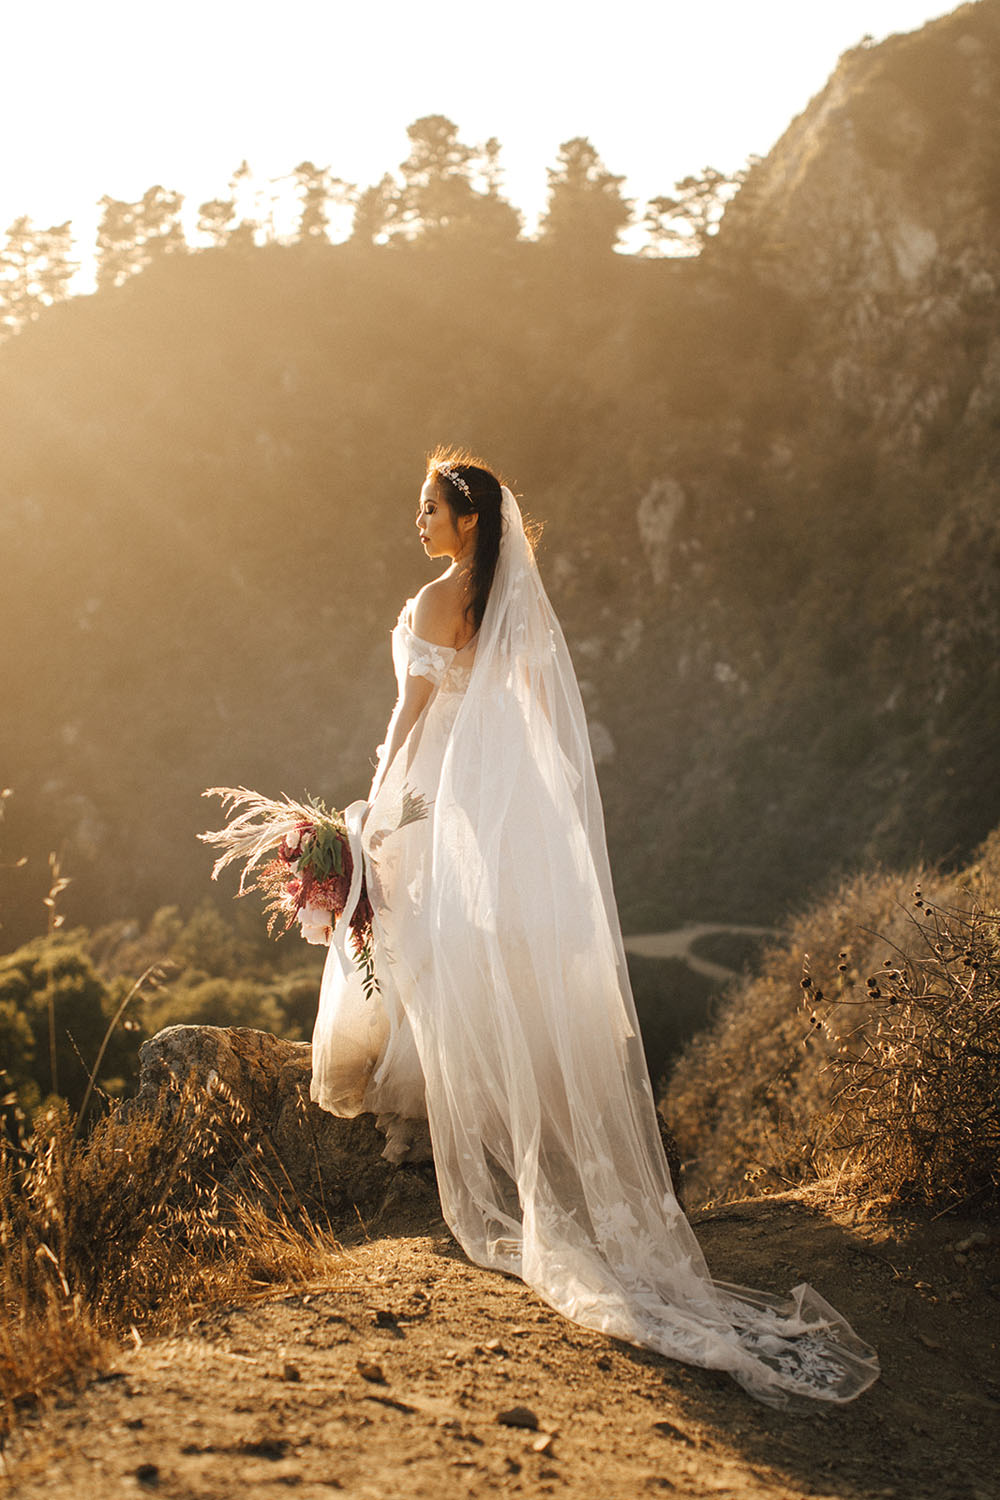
[
  {"x1": 139, "y1": 186, "x2": 185, "y2": 265},
  {"x1": 540, "y1": 138, "x2": 631, "y2": 256},
  {"x1": 393, "y1": 116, "x2": 520, "y2": 246},
  {"x1": 227, "y1": 161, "x2": 261, "y2": 248},
  {"x1": 292, "y1": 160, "x2": 345, "y2": 242},
  {"x1": 197, "y1": 196, "x2": 237, "y2": 248},
  {"x1": 351, "y1": 174, "x2": 399, "y2": 246},
  {"x1": 398, "y1": 115, "x2": 474, "y2": 236},
  {"x1": 468, "y1": 136, "x2": 523, "y2": 247},
  {"x1": 96, "y1": 187, "x2": 185, "y2": 290},
  {"x1": 644, "y1": 166, "x2": 747, "y2": 257},
  {"x1": 1, "y1": 217, "x2": 75, "y2": 332}
]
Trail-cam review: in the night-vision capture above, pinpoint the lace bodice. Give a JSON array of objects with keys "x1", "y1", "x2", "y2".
[{"x1": 392, "y1": 600, "x2": 474, "y2": 694}]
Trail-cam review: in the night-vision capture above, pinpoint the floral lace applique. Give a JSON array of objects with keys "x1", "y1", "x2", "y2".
[
  {"x1": 394, "y1": 610, "x2": 457, "y2": 687},
  {"x1": 405, "y1": 632, "x2": 452, "y2": 686}
]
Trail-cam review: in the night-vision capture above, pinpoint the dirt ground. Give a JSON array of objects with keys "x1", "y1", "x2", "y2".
[{"x1": 4, "y1": 1187, "x2": 999, "y2": 1500}]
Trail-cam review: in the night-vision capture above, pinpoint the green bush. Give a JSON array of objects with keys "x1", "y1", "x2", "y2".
[{"x1": 0, "y1": 936, "x2": 123, "y2": 1114}]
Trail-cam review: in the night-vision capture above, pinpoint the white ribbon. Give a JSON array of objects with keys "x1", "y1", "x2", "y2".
[{"x1": 332, "y1": 798, "x2": 369, "y2": 962}]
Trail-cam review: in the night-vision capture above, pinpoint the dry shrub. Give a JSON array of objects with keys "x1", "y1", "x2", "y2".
[
  {"x1": 0, "y1": 1075, "x2": 343, "y2": 1424},
  {"x1": 818, "y1": 895, "x2": 1000, "y2": 1209},
  {"x1": 663, "y1": 826, "x2": 1000, "y2": 1211}
]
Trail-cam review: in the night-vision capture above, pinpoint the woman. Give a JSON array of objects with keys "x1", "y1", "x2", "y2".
[{"x1": 311, "y1": 448, "x2": 879, "y2": 1407}]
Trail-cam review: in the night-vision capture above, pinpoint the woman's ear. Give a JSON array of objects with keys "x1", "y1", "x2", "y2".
[{"x1": 459, "y1": 511, "x2": 479, "y2": 540}]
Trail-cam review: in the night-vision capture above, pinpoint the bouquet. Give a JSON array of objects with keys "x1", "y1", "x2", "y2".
[{"x1": 198, "y1": 786, "x2": 427, "y2": 995}]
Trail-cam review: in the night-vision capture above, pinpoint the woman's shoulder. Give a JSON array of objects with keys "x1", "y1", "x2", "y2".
[{"x1": 408, "y1": 576, "x2": 467, "y2": 649}]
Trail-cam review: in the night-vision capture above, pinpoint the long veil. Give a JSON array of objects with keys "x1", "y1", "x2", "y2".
[{"x1": 360, "y1": 487, "x2": 878, "y2": 1406}]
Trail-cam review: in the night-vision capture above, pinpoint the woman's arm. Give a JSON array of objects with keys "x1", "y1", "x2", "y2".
[
  {"x1": 370, "y1": 672, "x2": 434, "y2": 798},
  {"x1": 370, "y1": 580, "x2": 467, "y2": 801}
]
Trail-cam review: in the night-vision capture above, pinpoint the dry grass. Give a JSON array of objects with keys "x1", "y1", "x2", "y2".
[
  {"x1": 0, "y1": 1074, "x2": 344, "y2": 1429},
  {"x1": 664, "y1": 828, "x2": 1000, "y2": 1213},
  {"x1": 816, "y1": 893, "x2": 1000, "y2": 1210}
]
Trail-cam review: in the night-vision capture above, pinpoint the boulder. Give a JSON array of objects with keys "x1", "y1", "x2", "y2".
[{"x1": 120, "y1": 1024, "x2": 438, "y2": 1232}]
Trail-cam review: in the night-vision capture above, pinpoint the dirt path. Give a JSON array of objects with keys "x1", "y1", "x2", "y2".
[
  {"x1": 5, "y1": 1190, "x2": 998, "y2": 1500},
  {"x1": 624, "y1": 925, "x2": 779, "y2": 986}
]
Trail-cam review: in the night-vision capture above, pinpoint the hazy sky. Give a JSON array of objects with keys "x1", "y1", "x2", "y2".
[{"x1": 3, "y1": 0, "x2": 954, "y2": 248}]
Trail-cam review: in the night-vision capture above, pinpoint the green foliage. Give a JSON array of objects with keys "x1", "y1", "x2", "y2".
[
  {"x1": 144, "y1": 976, "x2": 287, "y2": 1035},
  {"x1": 97, "y1": 901, "x2": 324, "y2": 1042},
  {"x1": 0, "y1": 901, "x2": 324, "y2": 1119},
  {"x1": 0, "y1": 936, "x2": 118, "y2": 1113}
]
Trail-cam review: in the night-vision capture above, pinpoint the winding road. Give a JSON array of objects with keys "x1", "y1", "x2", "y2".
[{"x1": 623, "y1": 922, "x2": 781, "y2": 985}]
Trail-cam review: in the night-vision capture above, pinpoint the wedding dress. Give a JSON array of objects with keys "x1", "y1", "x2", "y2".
[{"x1": 310, "y1": 487, "x2": 879, "y2": 1406}]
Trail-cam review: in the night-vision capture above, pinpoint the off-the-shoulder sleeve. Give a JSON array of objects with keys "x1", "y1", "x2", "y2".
[{"x1": 400, "y1": 622, "x2": 457, "y2": 687}]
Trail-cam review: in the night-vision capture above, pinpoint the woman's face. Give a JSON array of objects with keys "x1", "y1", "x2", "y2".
[{"x1": 416, "y1": 476, "x2": 469, "y2": 561}]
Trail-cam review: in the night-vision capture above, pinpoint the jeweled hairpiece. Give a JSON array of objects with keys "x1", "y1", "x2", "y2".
[{"x1": 437, "y1": 463, "x2": 475, "y2": 507}]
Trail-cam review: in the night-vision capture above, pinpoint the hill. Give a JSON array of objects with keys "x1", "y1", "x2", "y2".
[{"x1": 3, "y1": 1, "x2": 999, "y2": 943}]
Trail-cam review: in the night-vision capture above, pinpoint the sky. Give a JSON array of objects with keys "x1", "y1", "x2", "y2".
[{"x1": 1, "y1": 0, "x2": 956, "y2": 256}]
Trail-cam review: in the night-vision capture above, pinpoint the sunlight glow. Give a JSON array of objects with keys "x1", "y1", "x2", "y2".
[{"x1": 0, "y1": 0, "x2": 955, "y2": 266}]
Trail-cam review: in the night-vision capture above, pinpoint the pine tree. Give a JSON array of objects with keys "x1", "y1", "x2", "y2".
[
  {"x1": 644, "y1": 166, "x2": 747, "y2": 257},
  {"x1": 292, "y1": 161, "x2": 342, "y2": 242},
  {"x1": 540, "y1": 138, "x2": 631, "y2": 256}
]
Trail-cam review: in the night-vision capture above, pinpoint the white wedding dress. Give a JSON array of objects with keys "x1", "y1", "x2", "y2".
[{"x1": 311, "y1": 488, "x2": 879, "y2": 1406}]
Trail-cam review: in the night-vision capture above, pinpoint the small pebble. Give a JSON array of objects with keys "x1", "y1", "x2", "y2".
[
  {"x1": 356, "y1": 1359, "x2": 387, "y2": 1384},
  {"x1": 497, "y1": 1405, "x2": 539, "y2": 1430},
  {"x1": 135, "y1": 1464, "x2": 159, "y2": 1488},
  {"x1": 652, "y1": 1419, "x2": 696, "y2": 1447},
  {"x1": 282, "y1": 1362, "x2": 301, "y2": 1382}
]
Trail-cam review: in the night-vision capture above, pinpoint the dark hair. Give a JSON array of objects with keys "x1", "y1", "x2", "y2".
[{"x1": 425, "y1": 445, "x2": 505, "y2": 632}]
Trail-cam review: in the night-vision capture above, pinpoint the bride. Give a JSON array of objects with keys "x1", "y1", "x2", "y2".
[{"x1": 310, "y1": 447, "x2": 879, "y2": 1407}]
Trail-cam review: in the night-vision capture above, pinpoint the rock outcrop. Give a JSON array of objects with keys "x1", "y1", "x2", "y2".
[{"x1": 121, "y1": 1024, "x2": 437, "y2": 1230}]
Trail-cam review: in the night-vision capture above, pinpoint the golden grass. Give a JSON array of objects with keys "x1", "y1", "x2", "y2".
[
  {"x1": 817, "y1": 894, "x2": 1000, "y2": 1209},
  {"x1": 0, "y1": 1075, "x2": 344, "y2": 1429},
  {"x1": 664, "y1": 829, "x2": 1000, "y2": 1213}
]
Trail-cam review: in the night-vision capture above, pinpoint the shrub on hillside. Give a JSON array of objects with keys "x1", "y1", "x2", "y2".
[
  {"x1": 818, "y1": 894, "x2": 1000, "y2": 1210},
  {"x1": 0, "y1": 936, "x2": 127, "y2": 1114},
  {"x1": 663, "y1": 828, "x2": 1000, "y2": 1211}
]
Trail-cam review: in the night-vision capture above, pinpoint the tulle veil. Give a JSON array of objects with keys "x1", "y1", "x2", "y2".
[{"x1": 312, "y1": 486, "x2": 879, "y2": 1406}]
